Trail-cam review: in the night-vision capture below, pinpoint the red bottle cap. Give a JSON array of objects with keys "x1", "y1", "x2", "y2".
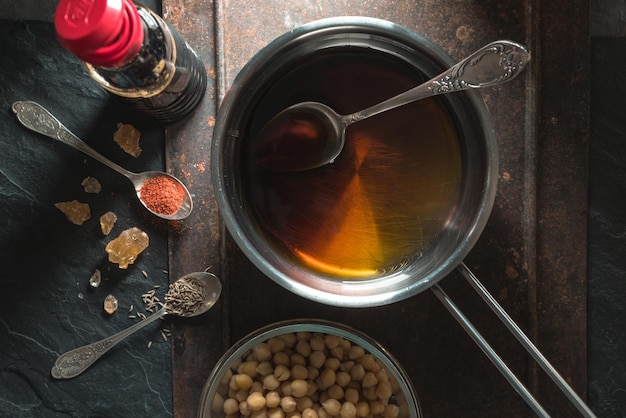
[{"x1": 54, "y1": 0, "x2": 144, "y2": 67}]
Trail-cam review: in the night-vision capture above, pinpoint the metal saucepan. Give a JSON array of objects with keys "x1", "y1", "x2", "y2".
[{"x1": 210, "y1": 17, "x2": 595, "y2": 417}]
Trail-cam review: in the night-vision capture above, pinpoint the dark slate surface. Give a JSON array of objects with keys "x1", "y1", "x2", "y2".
[
  {"x1": 588, "y1": 37, "x2": 626, "y2": 417},
  {"x1": 0, "y1": 19, "x2": 174, "y2": 417}
]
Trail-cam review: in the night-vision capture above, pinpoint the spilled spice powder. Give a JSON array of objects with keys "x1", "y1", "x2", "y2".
[{"x1": 139, "y1": 175, "x2": 185, "y2": 215}]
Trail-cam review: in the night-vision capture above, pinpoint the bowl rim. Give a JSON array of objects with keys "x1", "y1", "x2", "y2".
[{"x1": 197, "y1": 318, "x2": 422, "y2": 418}]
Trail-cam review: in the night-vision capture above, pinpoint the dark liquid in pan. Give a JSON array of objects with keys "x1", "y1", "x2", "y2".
[{"x1": 243, "y1": 50, "x2": 462, "y2": 278}]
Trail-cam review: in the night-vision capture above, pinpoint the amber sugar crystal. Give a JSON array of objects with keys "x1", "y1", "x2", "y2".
[{"x1": 105, "y1": 227, "x2": 149, "y2": 269}]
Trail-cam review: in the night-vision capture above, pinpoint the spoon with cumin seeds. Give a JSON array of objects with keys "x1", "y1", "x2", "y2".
[{"x1": 51, "y1": 271, "x2": 222, "y2": 379}]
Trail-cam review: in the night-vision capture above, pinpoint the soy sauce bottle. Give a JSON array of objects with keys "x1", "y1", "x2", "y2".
[{"x1": 54, "y1": 0, "x2": 207, "y2": 124}]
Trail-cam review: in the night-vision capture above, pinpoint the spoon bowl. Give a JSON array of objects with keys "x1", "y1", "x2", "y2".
[
  {"x1": 12, "y1": 100, "x2": 193, "y2": 220},
  {"x1": 50, "y1": 271, "x2": 222, "y2": 379},
  {"x1": 254, "y1": 40, "x2": 529, "y2": 172},
  {"x1": 131, "y1": 170, "x2": 193, "y2": 221}
]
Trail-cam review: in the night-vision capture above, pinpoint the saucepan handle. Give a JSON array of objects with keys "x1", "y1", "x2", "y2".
[{"x1": 431, "y1": 262, "x2": 596, "y2": 418}]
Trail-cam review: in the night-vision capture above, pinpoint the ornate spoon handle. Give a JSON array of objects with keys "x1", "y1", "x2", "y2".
[
  {"x1": 51, "y1": 308, "x2": 168, "y2": 379},
  {"x1": 347, "y1": 40, "x2": 530, "y2": 123},
  {"x1": 12, "y1": 100, "x2": 134, "y2": 178}
]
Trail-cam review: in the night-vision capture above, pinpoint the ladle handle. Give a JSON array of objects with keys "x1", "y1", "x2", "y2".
[
  {"x1": 51, "y1": 308, "x2": 168, "y2": 379},
  {"x1": 12, "y1": 100, "x2": 134, "y2": 179},
  {"x1": 345, "y1": 40, "x2": 530, "y2": 123},
  {"x1": 432, "y1": 263, "x2": 597, "y2": 417}
]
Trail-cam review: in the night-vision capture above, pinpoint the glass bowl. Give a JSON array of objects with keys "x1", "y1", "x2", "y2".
[{"x1": 198, "y1": 319, "x2": 421, "y2": 418}]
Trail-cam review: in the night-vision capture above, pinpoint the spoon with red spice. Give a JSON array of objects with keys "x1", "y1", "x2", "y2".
[{"x1": 12, "y1": 101, "x2": 193, "y2": 220}]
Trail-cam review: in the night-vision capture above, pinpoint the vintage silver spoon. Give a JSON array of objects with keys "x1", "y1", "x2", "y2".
[
  {"x1": 50, "y1": 271, "x2": 222, "y2": 379},
  {"x1": 12, "y1": 100, "x2": 193, "y2": 220},
  {"x1": 254, "y1": 40, "x2": 530, "y2": 172}
]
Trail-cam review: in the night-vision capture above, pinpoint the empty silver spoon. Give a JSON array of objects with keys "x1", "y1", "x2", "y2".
[
  {"x1": 50, "y1": 271, "x2": 222, "y2": 379},
  {"x1": 254, "y1": 40, "x2": 530, "y2": 172},
  {"x1": 12, "y1": 100, "x2": 193, "y2": 220}
]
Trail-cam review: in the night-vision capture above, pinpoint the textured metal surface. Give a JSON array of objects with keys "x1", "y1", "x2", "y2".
[{"x1": 164, "y1": 0, "x2": 589, "y2": 416}]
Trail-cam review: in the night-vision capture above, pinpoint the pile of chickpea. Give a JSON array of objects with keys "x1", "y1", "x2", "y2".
[{"x1": 211, "y1": 331, "x2": 406, "y2": 418}]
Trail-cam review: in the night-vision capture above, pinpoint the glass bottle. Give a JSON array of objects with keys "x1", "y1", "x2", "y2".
[{"x1": 54, "y1": 0, "x2": 207, "y2": 124}]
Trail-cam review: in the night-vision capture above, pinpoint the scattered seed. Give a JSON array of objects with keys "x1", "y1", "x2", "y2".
[
  {"x1": 142, "y1": 270, "x2": 148, "y2": 278},
  {"x1": 147, "y1": 340, "x2": 152, "y2": 349}
]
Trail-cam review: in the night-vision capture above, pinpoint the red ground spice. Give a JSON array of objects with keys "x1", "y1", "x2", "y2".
[{"x1": 139, "y1": 175, "x2": 185, "y2": 215}]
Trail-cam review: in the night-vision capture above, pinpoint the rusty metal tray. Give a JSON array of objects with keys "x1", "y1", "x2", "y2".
[{"x1": 163, "y1": 1, "x2": 589, "y2": 416}]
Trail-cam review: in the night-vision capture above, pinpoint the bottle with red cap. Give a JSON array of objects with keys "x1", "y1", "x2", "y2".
[{"x1": 54, "y1": 0, "x2": 207, "y2": 124}]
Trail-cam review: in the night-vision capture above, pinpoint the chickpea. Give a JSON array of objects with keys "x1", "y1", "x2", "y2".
[
  {"x1": 330, "y1": 346, "x2": 345, "y2": 360},
  {"x1": 266, "y1": 391, "x2": 281, "y2": 408},
  {"x1": 291, "y1": 379, "x2": 309, "y2": 397},
  {"x1": 307, "y1": 366, "x2": 320, "y2": 381},
  {"x1": 384, "y1": 404, "x2": 400, "y2": 418},
  {"x1": 368, "y1": 400, "x2": 385, "y2": 415},
  {"x1": 268, "y1": 337, "x2": 286, "y2": 353},
  {"x1": 324, "y1": 334, "x2": 342, "y2": 349},
  {"x1": 221, "y1": 369, "x2": 233, "y2": 387},
  {"x1": 362, "y1": 386, "x2": 377, "y2": 401},
  {"x1": 361, "y1": 371, "x2": 377, "y2": 388},
  {"x1": 247, "y1": 392, "x2": 267, "y2": 411},
  {"x1": 306, "y1": 380, "x2": 319, "y2": 397},
  {"x1": 235, "y1": 389, "x2": 249, "y2": 402},
  {"x1": 340, "y1": 401, "x2": 357, "y2": 418},
  {"x1": 251, "y1": 409, "x2": 268, "y2": 418},
  {"x1": 263, "y1": 374, "x2": 281, "y2": 391},
  {"x1": 375, "y1": 381, "x2": 392, "y2": 400},
  {"x1": 281, "y1": 396, "x2": 297, "y2": 413},
  {"x1": 280, "y1": 332, "x2": 297, "y2": 347},
  {"x1": 327, "y1": 384, "x2": 344, "y2": 400},
  {"x1": 223, "y1": 398, "x2": 239, "y2": 415},
  {"x1": 233, "y1": 373, "x2": 254, "y2": 390},
  {"x1": 336, "y1": 371, "x2": 351, "y2": 387},
  {"x1": 321, "y1": 398, "x2": 341, "y2": 416},
  {"x1": 239, "y1": 360, "x2": 259, "y2": 378},
  {"x1": 253, "y1": 343, "x2": 272, "y2": 361},
  {"x1": 340, "y1": 361, "x2": 355, "y2": 373},
  {"x1": 274, "y1": 351, "x2": 290, "y2": 366},
  {"x1": 355, "y1": 401, "x2": 370, "y2": 418},
  {"x1": 350, "y1": 363, "x2": 365, "y2": 381},
  {"x1": 344, "y1": 388, "x2": 359, "y2": 404},
  {"x1": 324, "y1": 357, "x2": 340, "y2": 371},
  {"x1": 268, "y1": 407, "x2": 285, "y2": 418},
  {"x1": 318, "y1": 368, "x2": 336, "y2": 389},
  {"x1": 280, "y1": 381, "x2": 293, "y2": 396},
  {"x1": 360, "y1": 354, "x2": 380, "y2": 372},
  {"x1": 309, "y1": 351, "x2": 326, "y2": 369},
  {"x1": 348, "y1": 345, "x2": 365, "y2": 360},
  {"x1": 339, "y1": 338, "x2": 351, "y2": 350},
  {"x1": 212, "y1": 392, "x2": 225, "y2": 414},
  {"x1": 291, "y1": 353, "x2": 307, "y2": 366},
  {"x1": 310, "y1": 335, "x2": 325, "y2": 351},
  {"x1": 302, "y1": 407, "x2": 319, "y2": 418},
  {"x1": 239, "y1": 400, "x2": 252, "y2": 416},
  {"x1": 257, "y1": 361, "x2": 274, "y2": 376},
  {"x1": 296, "y1": 396, "x2": 313, "y2": 411},
  {"x1": 275, "y1": 364, "x2": 291, "y2": 381},
  {"x1": 317, "y1": 407, "x2": 331, "y2": 418},
  {"x1": 251, "y1": 381, "x2": 264, "y2": 393},
  {"x1": 296, "y1": 339, "x2": 312, "y2": 357},
  {"x1": 291, "y1": 364, "x2": 309, "y2": 380}
]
